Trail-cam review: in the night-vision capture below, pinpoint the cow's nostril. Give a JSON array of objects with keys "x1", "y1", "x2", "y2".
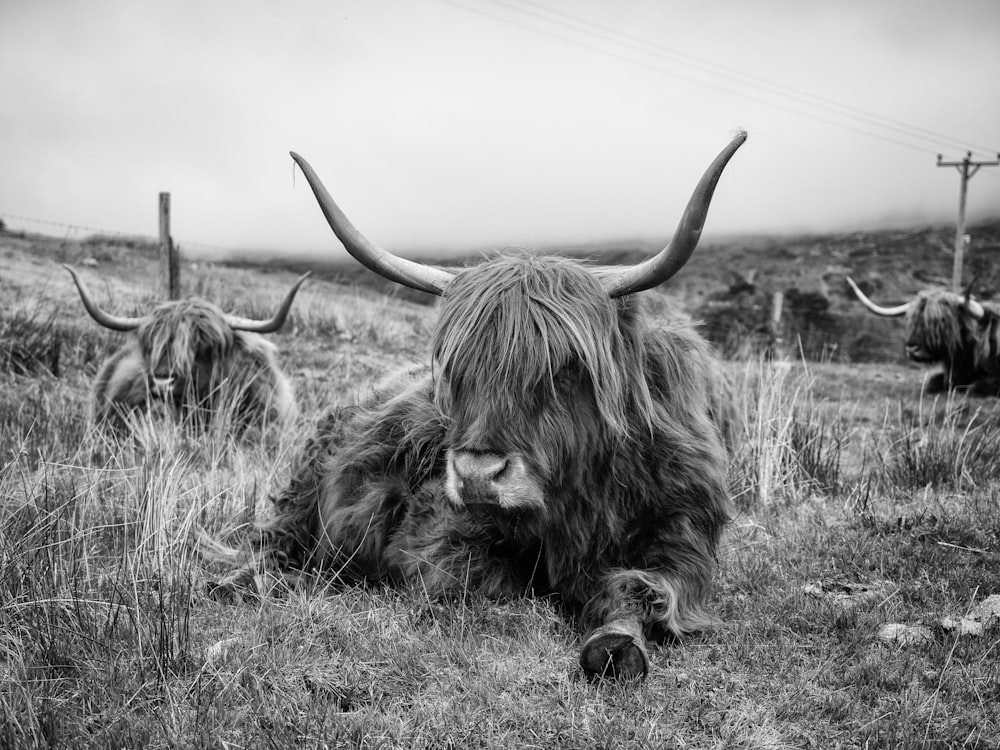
[{"x1": 490, "y1": 458, "x2": 509, "y2": 483}]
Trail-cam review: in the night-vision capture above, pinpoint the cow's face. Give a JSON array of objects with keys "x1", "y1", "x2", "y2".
[
  {"x1": 904, "y1": 292, "x2": 976, "y2": 364},
  {"x1": 137, "y1": 301, "x2": 234, "y2": 402},
  {"x1": 432, "y1": 256, "x2": 630, "y2": 513}
]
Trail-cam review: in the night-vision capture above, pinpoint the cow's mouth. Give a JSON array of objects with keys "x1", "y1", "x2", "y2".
[
  {"x1": 463, "y1": 501, "x2": 535, "y2": 541},
  {"x1": 463, "y1": 500, "x2": 517, "y2": 517}
]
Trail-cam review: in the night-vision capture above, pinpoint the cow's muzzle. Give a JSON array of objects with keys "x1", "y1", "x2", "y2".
[
  {"x1": 150, "y1": 374, "x2": 176, "y2": 398},
  {"x1": 445, "y1": 450, "x2": 544, "y2": 511},
  {"x1": 905, "y1": 344, "x2": 934, "y2": 363}
]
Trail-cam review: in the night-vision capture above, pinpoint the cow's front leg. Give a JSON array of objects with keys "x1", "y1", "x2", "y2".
[
  {"x1": 579, "y1": 616, "x2": 649, "y2": 680},
  {"x1": 577, "y1": 557, "x2": 719, "y2": 681}
]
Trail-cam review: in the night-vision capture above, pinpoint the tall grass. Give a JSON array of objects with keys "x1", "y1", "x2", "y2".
[
  {"x1": 0, "y1": 269, "x2": 325, "y2": 745},
  {"x1": 0, "y1": 397, "x2": 308, "y2": 746},
  {"x1": 728, "y1": 358, "x2": 845, "y2": 509},
  {"x1": 0, "y1": 303, "x2": 63, "y2": 377},
  {"x1": 879, "y1": 390, "x2": 1000, "y2": 491}
]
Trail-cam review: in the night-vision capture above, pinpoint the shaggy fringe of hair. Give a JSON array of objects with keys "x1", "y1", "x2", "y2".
[
  {"x1": 908, "y1": 290, "x2": 1000, "y2": 373},
  {"x1": 434, "y1": 254, "x2": 652, "y2": 440},
  {"x1": 139, "y1": 299, "x2": 235, "y2": 379},
  {"x1": 908, "y1": 292, "x2": 965, "y2": 360}
]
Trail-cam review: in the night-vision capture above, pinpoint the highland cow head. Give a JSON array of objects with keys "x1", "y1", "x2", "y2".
[
  {"x1": 290, "y1": 131, "x2": 746, "y2": 512},
  {"x1": 434, "y1": 254, "x2": 632, "y2": 512},
  {"x1": 134, "y1": 298, "x2": 238, "y2": 404}
]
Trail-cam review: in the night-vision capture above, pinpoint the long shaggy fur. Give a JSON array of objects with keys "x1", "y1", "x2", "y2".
[
  {"x1": 213, "y1": 254, "x2": 732, "y2": 675},
  {"x1": 904, "y1": 290, "x2": 1000, "y2": 395},
  {"x1": 94, "y1": 299, "x2": 297, "y2": 431}
]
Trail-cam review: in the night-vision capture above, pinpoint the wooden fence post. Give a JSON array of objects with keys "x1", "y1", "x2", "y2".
[
  {"x1": 159, "y1": 192, "x2": 179, "y2": 300},
  {"x1": 770, "y1": 290, "x2": 784, "y2": 338}
]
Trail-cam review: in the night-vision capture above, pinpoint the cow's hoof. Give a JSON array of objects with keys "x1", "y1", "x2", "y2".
[{"x1": 580, "y1": 620, "x2": 649, "y2": 681}]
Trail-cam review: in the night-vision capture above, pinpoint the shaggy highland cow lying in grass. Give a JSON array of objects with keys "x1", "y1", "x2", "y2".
[
  {"x1": 847, "y1": 277, "x2": 1000, "y2": 396},
  {"x1": 66, "y1": 266, "x2": 308, "y2": 432},
  {"x1": 209, "y1": 131, "x2": 746, "y2": 681}
]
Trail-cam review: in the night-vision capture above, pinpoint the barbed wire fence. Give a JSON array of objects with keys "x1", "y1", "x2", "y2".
[
  {"x1": 0, "y1": 210, "x2": 235, "y2": 258},
  {"x1": 0, "y1": 207, "x2": 254, "y2": 304}
]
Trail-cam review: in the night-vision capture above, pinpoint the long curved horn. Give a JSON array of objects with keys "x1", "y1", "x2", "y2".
[
  {"x1": 63, "y1": 265, "x2": 146, "y2": 331},
  {"x1": 598, "y1": 130, "x2": 748, "y2": 298},
  {"x1": 225, "y1": 272, "x2": 311, "y2": 333},
  {"x1": 845, "y1": 276, "x2": 911, "y2": 317},
  {"x1": 290, "y1": 152, "x2": 454, "y2": 296}
]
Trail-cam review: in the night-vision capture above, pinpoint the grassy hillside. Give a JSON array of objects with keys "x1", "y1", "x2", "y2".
[
  {"x1": 246, "y1": 218, "x2": 1000, "y2": 362},
  {"x1": 2, "y1": 227, "x2": 999, "y2": 748},
  {"x1": 242, "y1": 218, "x2": 1000, "y2": 304}
]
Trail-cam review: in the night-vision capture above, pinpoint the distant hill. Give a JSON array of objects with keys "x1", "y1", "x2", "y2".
[
  {"x1": 237, "y1": 218, "x2": 1000, "y2": 307},
  {"x1": 223, "y1": 218, "x2": 1000, "y2": 362},
  {"x1": 6, "y1": 218, "x2": 1000, "y2": 364}
]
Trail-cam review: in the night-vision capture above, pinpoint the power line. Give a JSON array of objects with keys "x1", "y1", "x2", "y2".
[
  {"x1": 495, "y1": 0, "x2": 998, "y2": 157},
  {"x1": 446, "y1": 0, "x2": 997, "y2": 158},
  {"x1": 0, "y1": 211, "x2": 236, "y2": 257}
]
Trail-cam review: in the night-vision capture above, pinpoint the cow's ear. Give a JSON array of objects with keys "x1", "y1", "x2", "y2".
[
  {"x1": 963, "y1": 296, "x2": 986, "y2": 320},
  {"x1": 963, "y1": 276, "x2": 978, "y2": 304},
  {"x1": 961, "y1": 276, "x2": 986, "y2": 320}
]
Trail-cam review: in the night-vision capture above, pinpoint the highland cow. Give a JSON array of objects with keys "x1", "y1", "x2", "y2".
[
  {"x1": 847, "y1": 276, "x2": 1000, "y2": 395},
  {"x1": 210, "y1": 131, "x2": 746, "y2": 680},
  {"x1": 66, "y1": 266, "x2": 308, "y2": 431}
]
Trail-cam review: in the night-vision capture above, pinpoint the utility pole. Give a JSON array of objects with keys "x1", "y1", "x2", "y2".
[{"x1": 937, "y1": 151, "x2": 1000, "y2": 293}]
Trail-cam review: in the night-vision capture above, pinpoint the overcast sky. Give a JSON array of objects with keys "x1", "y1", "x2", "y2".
[{"x1": 1, "y1": 0, "x2": 998, "y2": 261}]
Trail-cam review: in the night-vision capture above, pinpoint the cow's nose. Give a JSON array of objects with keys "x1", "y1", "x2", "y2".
[
  {"x1": 447, "y1": 450, "x2": 515, "y2": 505},
  {"x1": 445, "y1": 449, "x2": 542, "y2": 510},
  {"x1": 452, "y1": 452, "x2": 509, "y2": 483},
  {"x1": 151, "y1": 375, "x2": 175, "y2": 393}
]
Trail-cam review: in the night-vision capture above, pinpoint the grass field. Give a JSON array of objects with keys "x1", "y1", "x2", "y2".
[{"x1": 2, "y1": 230, "x2": 999, "y2": 749}]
